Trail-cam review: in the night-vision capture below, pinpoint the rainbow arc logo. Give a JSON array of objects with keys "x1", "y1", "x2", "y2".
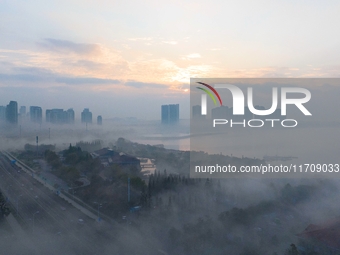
[{"x1": 196, "y1": 82, "x2": 223, "y2": 115}]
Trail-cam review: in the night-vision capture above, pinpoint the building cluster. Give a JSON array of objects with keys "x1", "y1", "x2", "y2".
[
  {"x1": 91, "y1": 148, "x2": 141, "y2": 169},
  {"x1": 46, "y1": 108, "x2": 75, "y2": 124},
  {"x1": 1, "y1": 100, "x2": 181, "y2": 126},
  {"x1": 0, "y1": 101, "x2": 18, "y2": 124},
  {"x1": 81, "y1": 108, "x2": 92, "y2": 123},
  {"x1": 297, "y1": 219, "x2": 340, "y2": 253},
  {"x1": 161, "y1": 104, "x2": 179, "y2": 124},
  {"x1": 0, "y1": 100, "x2": 103, "y2": 125}
]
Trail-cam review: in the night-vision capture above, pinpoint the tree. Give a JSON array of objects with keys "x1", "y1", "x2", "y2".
[
  {"x1": 140, "y1": 186, "x2": 147, "y2": 206},
  {"x1": 286, "y1": 244, "x2": 299, "y2": 255},
  {"x1": 45, "y1": 150, "x2": 61, "y2": 169},
  {"x1": 0, "y1": 191, "x2": 10, "y2": 218}
]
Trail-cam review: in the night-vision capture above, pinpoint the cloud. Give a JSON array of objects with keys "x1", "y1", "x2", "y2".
[
  {"x1": 0, "y1": 73, "x2": 44, "y2": 82},
  {"x1": 38, "y1": 38, "x2": 102, "y2": 56},
  {"x1": 13, "y1": 66, "x2": 55, "y2": 75},
  {"x1": 73, "y1": 60, "x2": 104, "y2": 70},
  {"x1": 182, "y1": 53, "x2": 201, "y2": 60},
  {"x1": 55, "y1": 77, "x2": 120, "y2": 85},
  {"x1": 128, "y1": 37, "x2": 153, "y2": 41},
  {"x1": 5, "y1": 37, "x2": 340, "y2": 96},
  {"x1": 124, "y1": 81, "x2": 167, "y2": 89},
  {"x1": 0, "y1": 66, "x2": 121, "y2": 86},
  {"x1": 162, "y1": 41, "x2": 178, "y2": 45},
  {"x1": 0, "y1": 67, "x2": 56, "y2": 83}
]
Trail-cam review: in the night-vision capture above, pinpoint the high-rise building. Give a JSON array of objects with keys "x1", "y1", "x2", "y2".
[
  {"x1": 30, "y1": 106, "x2": 42, "y2": 123},
  {"x1": 161, "y1": 104, "x2": 179, "y2": 124},
  {"x1": 161, "y1": 105, "x2": 169, "y2": 124},
  {"x1": 46, "y1": 109, "x2": 61, "y2": 123},
  {"x1": 169, "y1": 104, "x2": 179, "y2": 123},
  {"x1": 81, "y1": 108, "x2": 92, "y2": 123},
  {"x1": 46, "y1": 108, "x2": 75, "y2": 124},
  {"x1": 66, "y1": 108, "x2": 75, "y2": 124},
  {"x1": 46, "y1": 109, "x2": 64, "y2": 124},
  {"x1": 6, "y1": 101, "x2": 18, "y2": 124},
  {"x1": 97, "y1": 115, "x2": 102, "y2": 125}
]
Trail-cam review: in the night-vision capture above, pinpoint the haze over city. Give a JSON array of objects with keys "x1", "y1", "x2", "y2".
[{"x1": 1, "y1": 1, "x2": 340, "y2": 255}]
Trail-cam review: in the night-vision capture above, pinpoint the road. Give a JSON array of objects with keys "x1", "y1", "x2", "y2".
[
  {"x1": 0, "y1": 151, "x2": 162, "y2": 255},
  {"x1": 0, "y1": 152, "x2": 114, "y2": 255}
]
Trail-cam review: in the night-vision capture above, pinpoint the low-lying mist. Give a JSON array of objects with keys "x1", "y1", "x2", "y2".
[{"x1": 0, "y1": 120, "x2": 339, "y2": 255}]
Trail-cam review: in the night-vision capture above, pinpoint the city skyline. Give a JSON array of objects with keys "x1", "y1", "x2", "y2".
[
  {"x1": 0, "y1": 100, "x2": 103, "y2": 124},
  {"x1": 0, "y1": 99, "x2": 186, "y2": 124},
  {"x1": 1, "y1": 2, "x2": 340, "y2": 255}
]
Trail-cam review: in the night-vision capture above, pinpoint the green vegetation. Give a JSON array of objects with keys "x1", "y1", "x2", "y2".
[
  {"x1": 44, "y1": 150, "x2": 61, "y2": 169},
  {"x1": 115, "y1": 137, "x2": 263, "y2": 175},
  {"x1": 0, "y1": 191, "x2": 10, "y2": 219},
  {"x1": 76, "y1": 140, "x2": 102, "y2": 152},
  {"x1": 9, "y1": 139, "x2": 338, "y2": 254},
  {"x1": 286, "y1": 244, "x2": 299, "y2": 255},
  {"x1": 139, "y1": 174, "x2": 321, "y2": 255},
  {"x1": 44, "y1": 144, "x2": 101, "y2": 184},
  {"x1": 24, "y1": 143, "x2": 55, "y2": 153},
  {"x1": 43, "y1": 143, "x2": 146, "y2": 218}
]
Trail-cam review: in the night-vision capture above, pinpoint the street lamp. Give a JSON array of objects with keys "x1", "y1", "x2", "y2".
[{"x1": 33, "y1": 211, "x2": 39, "y2": 233}]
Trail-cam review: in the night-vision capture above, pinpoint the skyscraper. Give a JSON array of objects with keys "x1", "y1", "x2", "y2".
[
  {"x1": 46, "y1": 109, "x2": 64, "y2": 124},
  {"x1": 30, "y1": 106, "x2": 42, "y2": 123},
  {"x1": 169, "y1": 104, "x2": 179, "y2": 123},
  {"x1": 161, "y1": 105, "x2": 169, "y2": 124},
  {"x1": 81, "y1": 108, "x2": 92, "y2": 123},
  {"x1": 66, "y1": 108, "x2": 75, "y2": 124},
  {"x1": 161, "y1": 104, "x2": 179, "y2": 124},
  {"x1": 97, "y1": 115, "x2": 102, "y2": 125},
  {"x1": 6, "y1": 101, "x2": 18, "y2": 125},
  {"x1": 46, "y1": 108, "x2": 75, "y2": 124}
]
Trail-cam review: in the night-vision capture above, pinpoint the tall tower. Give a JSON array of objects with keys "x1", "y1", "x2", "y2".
[
  {"x1": 81, "y1": 108, "x2": 92, "y2": 123},
  {"x1": 169, "y1": 104, "x2": 179, "y2": 124},
  {"x1": 6, "y1": 101, "x2": 18, "y2": 125},
  {"x1": 97, "y1": 115, "x2": 102, "y2": 125},
  {"x1": 66, "y1": 108, "x2": 75, "y2": 124},
  {"x1": 161, "y1": 104, "x2": 179, "y2": 124},
  {"x1": 161, "y1": 105, "x2": 169, "y2": 124},
  {"x1": 30, "y1": 106, "x2": 42, "y2": 123}
]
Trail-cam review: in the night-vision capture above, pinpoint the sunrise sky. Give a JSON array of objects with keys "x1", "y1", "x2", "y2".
[{"x1": 1, "y1": 0, "x2": 340, "y2": 119}]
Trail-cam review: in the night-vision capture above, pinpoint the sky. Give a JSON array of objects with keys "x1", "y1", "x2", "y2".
[{"x1": 1, "y1": 0, "x2": 340, "y2": 119}]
